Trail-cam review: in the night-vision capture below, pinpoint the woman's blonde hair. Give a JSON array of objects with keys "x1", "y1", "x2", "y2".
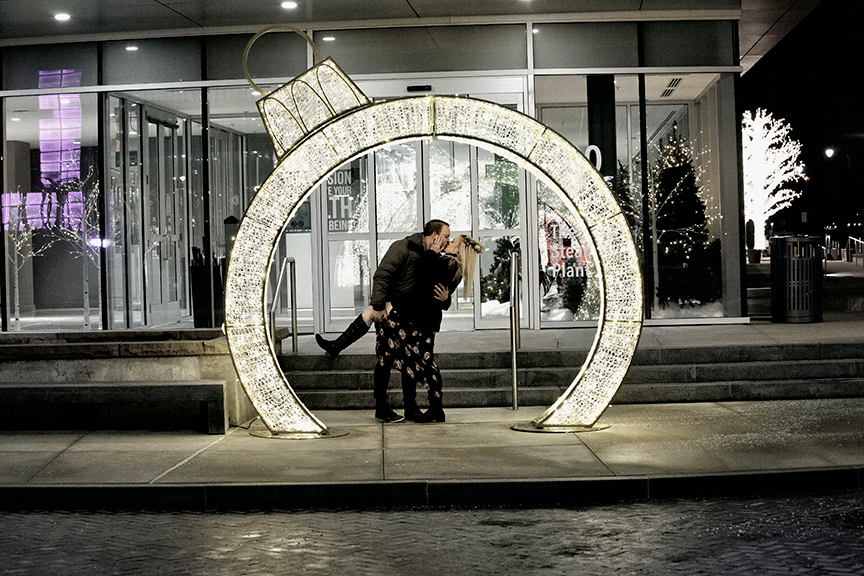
[{"x1": 450, "y1": 234, "x2": 485, "y2": 297}]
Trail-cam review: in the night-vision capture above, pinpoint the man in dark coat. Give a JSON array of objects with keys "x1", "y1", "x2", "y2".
[{"x1": 370, "y1": 219, "x2": 450, "y2": 422}]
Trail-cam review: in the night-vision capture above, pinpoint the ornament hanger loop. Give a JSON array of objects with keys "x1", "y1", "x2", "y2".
[{"x1": 243, "y1": 24, "x2": 320, "y2": 96}]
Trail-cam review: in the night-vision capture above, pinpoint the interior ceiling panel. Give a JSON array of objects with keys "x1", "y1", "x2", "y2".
[
  {"x1": 0, "y1": 0, "x2": 822, "y2": 73},
  {"x1": 406, "y1": 0, "x2": 644, "y2": 18},
  {"x1": 165, "y1": 0, "x2": 419, "y2": 27}
]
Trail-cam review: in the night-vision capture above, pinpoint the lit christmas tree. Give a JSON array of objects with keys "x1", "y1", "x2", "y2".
[
  {"x1": 481, "y1": 236, "x2": 516, "y2": 304},
  {"x1": 612, "y1": 160, "x2": 642, "y2": 237},
  {"x1": 651, "y1": 128, "x2": 721, "y2": 307},
  {"x1": 742, "y1": 109, "x2": 805, "y2": 250},
  {"x1": 480, "y1": 155, "x2": 521, "y2": 304}
]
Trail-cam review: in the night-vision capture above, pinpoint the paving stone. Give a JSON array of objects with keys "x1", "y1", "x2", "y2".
[{"x1": 0, "y1": 491, "x2": 861, "y2": 575}]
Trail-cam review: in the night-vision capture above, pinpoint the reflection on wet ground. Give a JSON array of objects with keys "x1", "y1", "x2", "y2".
[{"x1": 1, "y1": 491, "x2": 862, "y2": 575}]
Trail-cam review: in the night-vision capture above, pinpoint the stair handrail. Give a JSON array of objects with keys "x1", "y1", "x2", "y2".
[
  {"x1": 846, "y1": 236, "x2": 864, "y2": 264},
  {"x1": 268, "y1": 256, "x2": 298, "y2": 353},
  {"x1": 509, "y1": 250, "x2": 521, "y2": 410}
]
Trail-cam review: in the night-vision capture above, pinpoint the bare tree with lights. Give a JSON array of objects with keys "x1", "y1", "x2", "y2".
[
  {"x1": 742, "y1": 109, "x2": 805, "y2": 250},
  {"x1": 4, "y1": 191, "x2": 60, "y2": 331},
  {"x1": 51, "y1": 169, "x2": 106, "y2": 330}
]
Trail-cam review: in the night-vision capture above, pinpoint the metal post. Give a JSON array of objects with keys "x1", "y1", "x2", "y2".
[
  {"x1": 269, "y1": 256, "x2": 287, "y2": 353},
  {"x1": 269, "y1": 256, "x2": 298, "y2": 354},
  {"x1": 201, "y1": 87, "x2": 214, "y2": 328},
  {"x1": 289, "y1": 258, "x2": 298, "y2": 354},
  {"x1": 510, "y1": 251, "x2": 521, "y2": 410}
]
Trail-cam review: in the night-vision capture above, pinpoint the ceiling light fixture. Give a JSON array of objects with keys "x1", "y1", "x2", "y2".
[
  {"x1": 126, "y1": 46, "x2": 139, "y2": 51},
  {"x1": 54, "y1": 13, "x2": 71, "y2": 22},
  {"x1": 322, "y1": 35, "x2": 336, "y2": 42},
  {"x1": 281, "y1": 1, "x2": 298, "y2": 8}
]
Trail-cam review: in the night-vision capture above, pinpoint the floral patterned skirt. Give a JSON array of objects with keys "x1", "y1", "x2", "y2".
[{"x1": 375, "y1": 308, "x2": 442, "y2": 399}]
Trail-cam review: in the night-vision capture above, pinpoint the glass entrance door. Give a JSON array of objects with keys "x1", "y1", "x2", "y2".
[
  {"x1": 319, "y1": 138, "x2": 526, "y2": 332},
  {"x1": 143, "y1": 113, "x2": 189, "y2": 326},
  {"x1": 315, "y1": 80, "x2": 528, "y2": 332},
  {"x1": 321, "y1": 156, "x2": 373, "y2": 331}
]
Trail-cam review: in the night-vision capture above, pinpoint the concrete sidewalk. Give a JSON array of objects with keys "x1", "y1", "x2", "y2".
[
  {"x1": 2, "y1": 273, "x2": 863, "y2": 510},
  {"x1": 1, "y1": 398, "x2": 863, "y2": 511}
]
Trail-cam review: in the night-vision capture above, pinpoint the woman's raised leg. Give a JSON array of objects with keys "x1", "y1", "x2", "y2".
[{"x1": 314, "y1": 306, "x2": 374, "y2": 358}]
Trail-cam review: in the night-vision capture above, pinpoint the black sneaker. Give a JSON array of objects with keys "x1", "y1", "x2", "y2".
[{"x1": 375, "y1": 409, "x2": 405, "y2": 423}]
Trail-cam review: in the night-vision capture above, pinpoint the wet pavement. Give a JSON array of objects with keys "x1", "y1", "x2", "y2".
[{"x1": 1, "y1": 490, "x2": 862, "y2": 575}]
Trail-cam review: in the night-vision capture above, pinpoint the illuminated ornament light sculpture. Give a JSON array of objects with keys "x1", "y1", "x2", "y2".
[{"x1": 225, "y1": 27, "x2": 643, "y2": 437}]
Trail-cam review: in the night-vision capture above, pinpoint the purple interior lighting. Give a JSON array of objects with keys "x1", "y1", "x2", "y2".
[
  {"x1": 1, "y1": 69, "x2": 87, "y2": 233},
  {"x1": 39, "y1": 70, "x2": 83, "y2": 187}
]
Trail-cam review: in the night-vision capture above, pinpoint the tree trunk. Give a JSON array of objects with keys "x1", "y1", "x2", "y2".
[{"x1": 83, "y1": 253, "x2": 91, "y2": 330}]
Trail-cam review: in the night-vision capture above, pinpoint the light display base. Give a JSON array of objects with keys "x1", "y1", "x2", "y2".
[
  {"x1": 245, "y1": 418, "x2": 349, "y2": 440},
  {"x1": 248, "y1": 428, "x2": 349, "y2": 440},
  {"x1": 511, "y1": 422, "x2": 611, "y2": 434}
]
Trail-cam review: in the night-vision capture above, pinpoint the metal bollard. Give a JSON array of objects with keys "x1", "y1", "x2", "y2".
[{"x1": 509, "y1": 251, "x2": 521, "y2": 410}]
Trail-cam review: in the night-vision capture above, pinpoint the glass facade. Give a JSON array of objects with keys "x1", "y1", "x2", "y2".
[
  {"x1": 1, "y1": 19, "x2": 743, "y2": 333},
  {"x1": 3, "y1": 90, "x2": 101, "y2": 330},
  {"x1": 536, "y1": 72, "x2": 738, "y2": 322}
]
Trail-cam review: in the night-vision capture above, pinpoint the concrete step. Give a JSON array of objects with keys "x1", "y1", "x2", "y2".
[
  {"x1": 281, "y1": 342, "x2": 864, "y2": 370},
  {"x1": 296, "y1": 386, "x2": 564, "y2": 410},
  {"x1": 285, "y1": 358, "x2": 864, "y2": 390},
  {"x1": 614, "y1": 377, "x2": 864, "y2": 403},
  {"x1": 624, "y1": 358, "x2": 864, "y2": 384},
  {"x1": 294, "y1": 376, "x2": 864, "y2": 410},
  {"x1": 282, "y1": 341, "x2": 864, "y2": 408}
]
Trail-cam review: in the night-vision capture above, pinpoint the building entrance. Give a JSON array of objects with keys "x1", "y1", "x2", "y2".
[
  {"x1": 317, "y1": 135, "x2": 527, "y2": 333},
  {"x1": 104, "y1": 97, "x2": 193, "y2": 329},
  {"x1": 142, "y1": 113, "x2": 189, "y2": 326},
  {"x1": 276, "y1": 80, "x2": 531, "y2": 334}
]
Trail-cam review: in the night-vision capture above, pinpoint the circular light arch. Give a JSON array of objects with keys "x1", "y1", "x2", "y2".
[{"x1": 224, "y1": 59, "x2": 643, "y2": 435}]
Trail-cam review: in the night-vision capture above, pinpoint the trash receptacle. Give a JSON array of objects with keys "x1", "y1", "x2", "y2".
[{"x1": 770, "y1": 235, "x2": 822, "y2": 323}]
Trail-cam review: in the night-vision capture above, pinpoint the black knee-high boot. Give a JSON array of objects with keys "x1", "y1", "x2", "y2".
[
  {"x1": 315, "y1": 314, "x2": 369, "y2": 358},
  {"x1": 373, "y1": 362, "x2": 403, "y2": 423},
  {"x1": 417, "y1": 392, "x2": 445, "y2": 423}
]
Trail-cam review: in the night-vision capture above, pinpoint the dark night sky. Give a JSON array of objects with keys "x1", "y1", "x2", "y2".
[{"x1": 739, "y1": 0, "x2": 864, "y2": 237}]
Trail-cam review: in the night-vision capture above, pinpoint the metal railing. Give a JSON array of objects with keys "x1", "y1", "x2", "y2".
[
  {"x1": 509, "y1": 251, "x2": 521, "y2": 410},
  {"x1": 268, "y1": 256, "x2": 298, "y2": 354},
  {"x1": 850, "y1": 237, "x2": 864, "y2": 266}
]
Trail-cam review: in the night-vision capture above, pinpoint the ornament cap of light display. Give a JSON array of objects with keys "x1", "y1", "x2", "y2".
[{"x1": 226, "y1": 26, "x2": 643, "y2": 440}]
